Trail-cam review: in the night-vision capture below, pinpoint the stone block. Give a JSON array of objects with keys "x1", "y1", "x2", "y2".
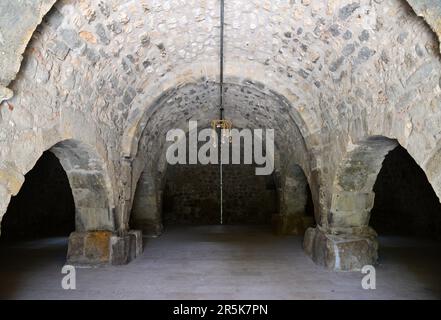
[
  {"x1": 129, "y1": 230, "x2": 143, "y2": 260},
  {"x1": 85, "y1": 231, "x2": 111, "y2": 263},
  {"x1": 303, "y1": 227, "x2": 378, "y2": 271},
  {"x1": 110, "y1": 234, "x2": 130, "y2": 265},
  {"x1": 331, "y1": 192, "x2": 374, "y2": 212},
  {"x1": 67, "y1": 230, "x2": 142, "y2": 266},
  {"x1": 67, "y1": 231, "x2": 112, "y2": 265},
  {"x1": 109, "y1": 230, "x2": 142, "y2": 265},
  {"x1": 66, "y1": 232, "x2": 84, "y2": 260}
]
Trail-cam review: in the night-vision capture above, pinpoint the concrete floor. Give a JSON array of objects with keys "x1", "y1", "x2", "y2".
[{"x1": 0, "y1": 225, "x2": 440, "y2": 299}]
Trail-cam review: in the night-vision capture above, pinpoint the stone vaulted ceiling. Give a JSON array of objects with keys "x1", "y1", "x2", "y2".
[{"x1": 0, "y1": 1, "x2": 440, "y2": 270}]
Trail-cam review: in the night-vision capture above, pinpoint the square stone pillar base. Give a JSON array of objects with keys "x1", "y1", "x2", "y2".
[
  {"x1": 303, "y1": 227, "x2": 378, "y2": 271},
  {"x1": 67, "y1": 230, "x2": 143, "y2": 266}
]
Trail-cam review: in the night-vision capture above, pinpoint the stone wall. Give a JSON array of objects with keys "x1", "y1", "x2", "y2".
[
  {"x1": 407, "y1": 0, "x2": 441, "y2": 53},
  {"x1": 0, "y1": 0, "x2": 56, "y2": 102},
  {"x1": 162, "y1": 163, "x2": 277, "y2": 225}
]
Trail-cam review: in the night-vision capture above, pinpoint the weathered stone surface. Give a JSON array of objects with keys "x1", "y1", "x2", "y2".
[
  {"x1": 0, "y1": 0, "x2": 440, "y2": 271},
  {"x1": 0, "y1": 86, "x2": 13, "y2": 103},
  {"x1": 128, "y1": 230, "x2": 143, "y2": 260},
  {"x1": 0, "y1": 0, "x2": 56, "y2": 88},
  {"x1": 0, "y1": 164, "x2": 24, "y2": 196},
  {"x1": 67, "y1": 230, "x2": 142, "y2": 266},
  {"x1": 407, "y1": 0, "x2": 441, "y2": 53},
  {"x1": 67, "y1": 231, "x2": 112, "y2": 265},
  {"x1": 304, "y1": 227, "x2": 378, "y2": 271},
  {"x1": 159, "y1": 162, "x2": 278, "y2": 226},
  {"x1": 110, "y1": 233, "x2": 130, "y2": 265}
]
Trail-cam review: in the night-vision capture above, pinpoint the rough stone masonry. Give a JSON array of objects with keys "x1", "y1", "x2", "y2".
[{"x1": 0, "y1": 0, "x2": 440, "y2": 270}]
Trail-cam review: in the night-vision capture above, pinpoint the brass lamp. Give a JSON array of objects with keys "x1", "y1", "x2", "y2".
[{"x1": 211, "y1": 119, "x2": 233, "y2": 147}]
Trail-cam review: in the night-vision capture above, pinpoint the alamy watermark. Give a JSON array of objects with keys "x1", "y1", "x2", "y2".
[
  {"x1": 61, "y1": 265, "x2": 76, "y2": 290},
  {"x1": 165, "y1": 121, "x2": 275, "y2": 175},
  {"x1": 361, "y1": 265, "x2": 376, "y2": 290}
]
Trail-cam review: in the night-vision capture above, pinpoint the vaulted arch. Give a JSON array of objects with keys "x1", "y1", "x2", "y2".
[
  {"x1": 0, "y1": 0, "x2": 440, "y2": 272},
  {"x1": 305, "y1": 136, "x2": 441, "y2": 271}
]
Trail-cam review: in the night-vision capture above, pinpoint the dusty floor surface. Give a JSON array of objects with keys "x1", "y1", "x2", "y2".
[{"x1": 0, "y1": 225, "x2": 440, "y2": 299}]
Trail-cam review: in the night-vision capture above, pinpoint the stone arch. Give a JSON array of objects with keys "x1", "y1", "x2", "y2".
[
  {"x1": 121, "y1": 62, "x2": 320, "y2": 160},
  {"x1": 304, "y1": 136, "x2": 400, "y2": 271},
  {"x1": 0, "y1": 138, "x2": 116, "y2": 234},
  {"x1": 2, "y1": 0, "x2": 439, "y2": 272},
  {"x1": 304, "y1": 135, "x2": 441, "y2": 271},
  {"x1": 52, "y1": 138, "x2": 141, "y2": 265},
  {"x1": 50, "y1": 139, "x2": 115, "y2": 232},
  {"x1": 0, "y1": 137, "x2": 141, "y2": 265},
  {"x1": 0, "y1": 150, "x2": 75, "y2": 239},
  {"x1": 123, "y1": 75, "x2": 316, "y2": 234},
  {"x1": 328, "y1": 136, "x2": 399, "y2": 234},
  {"x1": 130, "y1": 122, "x2": 282, "y2": 235}
]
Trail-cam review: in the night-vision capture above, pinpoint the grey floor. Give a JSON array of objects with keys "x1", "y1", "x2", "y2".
[{"x1": 0, "y1": 225, "x2": 440, "y2": 300}]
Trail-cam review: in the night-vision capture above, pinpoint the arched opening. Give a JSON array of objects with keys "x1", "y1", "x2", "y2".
[
  {"x1": 128, "y1": 79, "x2": 314, "y2": 237},
  {"x1": 371, "y1": 145, "x2": 441, "y2": 238},
  {"x1": 368, "y1": 145, "x2": 441, "y2": 290},
  {"x1": 131, "y1": 128, "x2": 283, "y2": 233},
  {"x1": 0, "y1": 151, "x2": 76, "y2": 298},
  {"x1": 1, "y1": 151, "x2": 75, "y2": 240},
  {"x1": 131, "y1": 124, "x2": 315, "y2": 236},
  {"x1": 0, "y1": 139, "x2": 126, "y2": 273},
  {"x1": 307, "y1": 136, "x2": 441, "y2": 283}
]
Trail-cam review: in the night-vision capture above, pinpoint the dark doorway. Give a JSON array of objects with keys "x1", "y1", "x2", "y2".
[
  {"x1": 1, "y1": 151, "x2": 75, "y2": 240},
  {"x1": 370, "y1": 145, "x2": 441, "y2": 296},
  {"x1": 371, "y1": 145, "x2": 441, "y2": 239}
]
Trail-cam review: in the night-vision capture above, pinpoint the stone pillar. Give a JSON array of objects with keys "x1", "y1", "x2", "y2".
[
  {"x1": 273, "y1": 166, "x2": 314, "y2": 235},
  {"x1": 329, "y1": 191, "x2": 375, "y2": 228},
  {"x1": 303, "y1": 190, "x2": 378, "y2": 271},
  {"x1": 67, "y1": 230, "x2": 143, "y2": 266},
  {"x1": 305, "y1": 137, "x2": 399, "y2": 271},
  {"x1": 50, "y1": 141, "x2": 117, "y2": 232},
  {"x1": 130, "y1": 171, "x2": 163, "y2": 237}
]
